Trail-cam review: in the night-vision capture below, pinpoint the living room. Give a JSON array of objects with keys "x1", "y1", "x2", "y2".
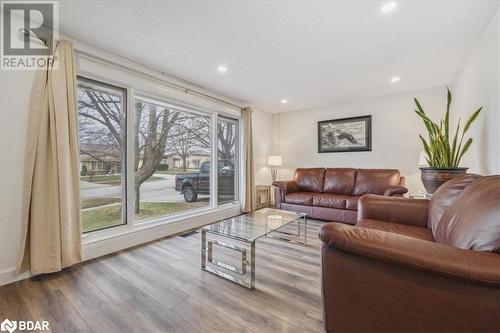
[{"x1": 0, "y1": 1, "x2": 499, "y2": 332}]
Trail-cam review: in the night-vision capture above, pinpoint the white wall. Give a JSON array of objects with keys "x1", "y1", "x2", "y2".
[
  {"x1": 266, "y1": 9, "x2": 500, "y2": 194},
  {"x1": 0, "y1": 69, "x2": 37, "y2": 284},
  {"x1": 252, "y1": 109, "x2": 274, "y2": 185},
  {"x1": 273, "y1": 87, "x2": 450, "y2": 194},
  {"x1": 451, "y1": 9, "x2": 500, "y2": 175}
]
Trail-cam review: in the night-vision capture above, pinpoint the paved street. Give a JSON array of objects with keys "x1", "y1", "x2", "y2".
[{"x1": 80, "y1": 174, "x2": 209, "y2": 203}]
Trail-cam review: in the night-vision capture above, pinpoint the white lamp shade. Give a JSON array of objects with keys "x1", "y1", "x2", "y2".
[
  {"x1": 268, "y1": 155, "x2": 282, "y2": 166},
  {"x1": 419, "y1": 151, "x2": 429, "y2": 166}
]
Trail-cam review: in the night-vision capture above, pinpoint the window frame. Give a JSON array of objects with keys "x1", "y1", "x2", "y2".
[
  {"x1": 77, "y1": 75, "x2": 129, "y2": 234},
  {"x1": 132, "y1": 94, "x2": 215, "y2": 224},
  {"x1": 217, "y1": 115, "x2": 240, "y2": 205},
  {"x1": 77, "y1": 74, "x2": 243, "y2": 239}
]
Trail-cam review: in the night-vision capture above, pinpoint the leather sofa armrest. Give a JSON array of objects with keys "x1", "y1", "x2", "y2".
[
  {"x1": 383, "y1": 185, "x2": 408, "y2": 196},
  {"x1": 272, "y1": 181, "x2": 298, "y2": 203},
  {"x1": 358, "y1": 194, "x2": 428, "y2": 227},
  {"x1": 319, "y1": 223, "x2": 500, "y2": 286}
]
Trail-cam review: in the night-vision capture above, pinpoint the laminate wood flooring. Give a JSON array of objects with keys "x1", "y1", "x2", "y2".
[{"x1": 0, "y1": 219, "x2": 325, "y2": 332}]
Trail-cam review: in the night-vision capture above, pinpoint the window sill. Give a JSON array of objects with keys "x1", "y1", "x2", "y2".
[{"x1": 82, "y1": 202, "x2": 242, "y2": 261}]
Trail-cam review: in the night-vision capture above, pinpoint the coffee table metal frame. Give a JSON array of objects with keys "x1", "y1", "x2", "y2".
[{"x1": 201, "y1": 211, "x2": 307, "y2": 289}]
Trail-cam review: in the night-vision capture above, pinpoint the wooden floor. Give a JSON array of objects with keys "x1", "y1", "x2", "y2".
[{"x1": 0, "y1": 219, "x2": 325, "y2": 333}]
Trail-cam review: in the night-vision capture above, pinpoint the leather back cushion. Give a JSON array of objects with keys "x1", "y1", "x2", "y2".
[
  {"x1": 353, "y1": 169, "x2": 401, "y2": 195},
  {"x1": 294, "y1": 168, "x2": 325, "y2": 192},
  {"x1": 434, "y1": 176, "x2": 500, "y2": 252},
  {"x1": 428, "y1": 173, "x2": 481, "y2": 234},
  {"x1": 323, "y1": 168, "x2": 356, "y2": 194}
]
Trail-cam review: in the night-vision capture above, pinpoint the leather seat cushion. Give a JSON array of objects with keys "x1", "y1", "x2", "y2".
[
  {"x1": 313, "y1": 193, "x2": 348, "y2": 209},
  {"x1": 357, "y1": 218, "x2": 434, "y2": 242},
  {"x1": 354, "y1": 169, "x2": 401, "y2": 195},
  {"x1": 428, "y1": 173, "x2": 481, "y2": 236},
  {"x1": 293, "y1": 168, "x2": 325, "y2": 192},
  {"x1": 285, "y1": 192, "x2": 315, "y2": 206},
  {"x1": 435, "y1": 175, "x2": 500, "y2": 252},
  {"x1": 346, "y1": 196, "x2": 361, "y2": 211},
  {"x1": 323, "y1": 168, "x2": 356, "y2": 194}
]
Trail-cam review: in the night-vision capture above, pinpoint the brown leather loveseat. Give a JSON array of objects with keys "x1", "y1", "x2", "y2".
[
  {"x1": 273, "y1": 168, "x2": 407, "y2": 224},
  {"x1": 320, "y1": 174, "x2": 500, "y2": 333}
]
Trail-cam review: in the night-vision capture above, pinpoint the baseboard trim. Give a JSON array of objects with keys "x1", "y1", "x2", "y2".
[
  {"x1": 0, "y1": 206, "x2": 241, "y2": 287},
  {"x1": 0, "y1": 268, "x2": 31, "y2": 287}
]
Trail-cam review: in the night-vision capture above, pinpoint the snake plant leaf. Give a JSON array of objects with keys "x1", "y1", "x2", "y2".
[
  {"x1": 415, "y1": 110, "x2": 436, "y2": 140},
  {"x1": 457, "y1": 138, "x2": 473, "y2": 166},
  {"x1": 454, "y1": 138, "x2": 463, "y2": 166},
  {"x1": 445, "y1": 87, "x2": 451, "y2": 140},
  {"x1": 415, "y1": 109, "x2": 440, "y2": 137},
  {"x1": 451, "y1": 120, "x2": 461, "y2": 167},
  {"x1": 413, "y1": 89, "x2": 481, "y2": 168},
  {"x1": 419, "y1": 134, "x2": 432, "y2": 160},
  {"x1": 414, "y1": 98, "x2": 425, "y2": 114},
  {"x1": 463, "y1": 107, "x2": 482, "y2": 133},
  {"x1": 455, "y1": 108, "x2": 480, "y2": 165}
]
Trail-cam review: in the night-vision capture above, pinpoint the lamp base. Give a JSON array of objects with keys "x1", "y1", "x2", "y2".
[{"x1": 271, "y1": 168, "x2": 278, "y2": 182}]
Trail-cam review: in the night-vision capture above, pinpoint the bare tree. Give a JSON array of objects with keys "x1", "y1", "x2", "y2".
[
  {"x1": 194, "y1": 117, "x2": 237, "y2": 161},
  {"x1": 217, "y1": 120, "x2": 236, "y2": 160},
  {"x1": 78, "y1": 85, "x2": 179, "y2": 214},
  {"x1": 134, "y1": 101, "x2": 179, "y2": 213},
  {"x1": 169, "y1": 117, "x2": 210, "y2": 171},
  {"x1": 78, "y1": 83, "x2": 235, "y2": 214}
]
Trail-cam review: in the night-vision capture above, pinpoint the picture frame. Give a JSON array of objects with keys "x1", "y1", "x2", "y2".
[{"x1": 318, "y1": 115, "x2": 372, "y2": 153}]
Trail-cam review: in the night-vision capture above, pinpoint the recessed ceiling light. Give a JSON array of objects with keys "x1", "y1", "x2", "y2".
[
  {"x1": 281, "y1": 99, "x2": 288, "y2": 104},
  {"x1": 381, "y1": 2, "x2": 397, "y2": 14},
  {"x1": 390, "y1": 76, "x2": 400, "y2": 83},
  {"x1": 217, "y1": 65, "x2": 227, "y2": 73}
]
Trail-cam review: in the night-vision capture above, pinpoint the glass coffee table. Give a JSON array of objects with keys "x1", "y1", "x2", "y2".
[{"x1": 201, "y1": 208, "x2": 307, "y2": 289}]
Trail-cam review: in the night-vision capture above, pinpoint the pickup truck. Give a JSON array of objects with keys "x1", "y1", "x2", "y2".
[{"x1": 175, "y1": 160, "x2": 235, "y2": 202}]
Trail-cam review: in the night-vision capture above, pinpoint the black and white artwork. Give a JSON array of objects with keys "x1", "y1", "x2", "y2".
[{"x1": 318, "y1": 115, "x2": 372, "y2": 153}]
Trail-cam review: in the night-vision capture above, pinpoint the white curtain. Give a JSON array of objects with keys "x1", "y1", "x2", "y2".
[
  {"x1": 242, "y1": 107, "x2": 256, "y2": 212},
  {"x1": 18, "y1": 40, "x2": 82, "y2": 274}
]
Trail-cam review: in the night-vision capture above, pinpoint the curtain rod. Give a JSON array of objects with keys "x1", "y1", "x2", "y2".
[
  {"x1": 74, "y1": 49, "x2": 243, "y2": 110},
  {"x1": 19, "y1": 27, "x2": 243, "y2": 109}
]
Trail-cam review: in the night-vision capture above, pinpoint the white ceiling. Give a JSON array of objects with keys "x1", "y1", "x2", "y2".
[{"x1": 59, "y1": 1, "x2": 499, "y2": 113}]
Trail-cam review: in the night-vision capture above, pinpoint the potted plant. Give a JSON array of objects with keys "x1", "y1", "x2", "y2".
[{"x1": 414, "y1": 88, "x2": 481, "y2": 193}]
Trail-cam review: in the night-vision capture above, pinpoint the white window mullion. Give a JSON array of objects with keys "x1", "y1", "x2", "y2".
[
  {"x1": 126, "y1": 88, "x2": 136, "y2": 228},
  {"x1": 211, "y1": 113, "x2": 219, "y2": 207},
  {"x1": 238, "y1": 117, "x2": 244, "y2": 206}
]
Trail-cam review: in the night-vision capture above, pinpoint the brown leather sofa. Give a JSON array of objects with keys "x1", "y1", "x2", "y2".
[
  {"x1": 319, "y1": 174, "x2": 500, "y2": 333},
  {"x1": 273, "y1": 168, "x2": 407, "y2": 224}
]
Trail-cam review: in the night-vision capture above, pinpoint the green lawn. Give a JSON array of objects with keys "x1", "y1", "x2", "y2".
[
  {"x1": 82, "y1": 201, "x2": 207, "y2": 232},
  {"x1": 81, "y1": 197, "x2": 121, "y2": 209},
  {"x1": 81, "y1": 175, "x2": 163, "y2": 186}
]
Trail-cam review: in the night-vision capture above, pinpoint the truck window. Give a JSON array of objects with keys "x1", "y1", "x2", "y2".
[{"x1": 201, "y1": 162, "x2": 210, "y2": 174}]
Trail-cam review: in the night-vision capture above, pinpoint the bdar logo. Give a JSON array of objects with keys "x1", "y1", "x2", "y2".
[{"x1": 0, "y1": 319, "x2": 17, "y2": 333}]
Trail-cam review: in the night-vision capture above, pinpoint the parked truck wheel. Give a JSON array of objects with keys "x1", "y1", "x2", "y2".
[{"x1": 183, "y1": 185, "x2": 198, "y2": 202}]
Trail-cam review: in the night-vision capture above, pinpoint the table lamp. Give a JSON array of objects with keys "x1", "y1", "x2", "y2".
[{"x1": 268, "y1": 155, "x2": 282, "y2": 182}]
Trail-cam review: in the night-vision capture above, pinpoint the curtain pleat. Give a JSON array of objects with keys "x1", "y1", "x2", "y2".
[
  {"x1": 242, "y1": 107, "x2": 256, "y2": 212},
  {"x1": 17, "y1": 40, "x2": 82, "y2": 275}
]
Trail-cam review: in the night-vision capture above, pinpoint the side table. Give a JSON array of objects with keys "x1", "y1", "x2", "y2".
[{"x1": 256, "y1": 185, "x2": 272, "y2": 209}]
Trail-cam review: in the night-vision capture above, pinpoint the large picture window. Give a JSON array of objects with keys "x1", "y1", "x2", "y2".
[
  {"x1": 218, "y1": 117, "x2": 239, "y2": 204},
  {"x1": 77, "y1": 77, "x2": 240, "y2": 233},
  {"x1": 134, "y1": 98, "x2": 211, "y2": 223},
  {"x1": 77, "y1": 78, "x2": 127, "y2": 233}
]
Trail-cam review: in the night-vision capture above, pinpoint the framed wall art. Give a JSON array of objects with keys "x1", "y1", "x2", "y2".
[{"x1": 318, "y1": 115, "x2": 372, "y2": 153}]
